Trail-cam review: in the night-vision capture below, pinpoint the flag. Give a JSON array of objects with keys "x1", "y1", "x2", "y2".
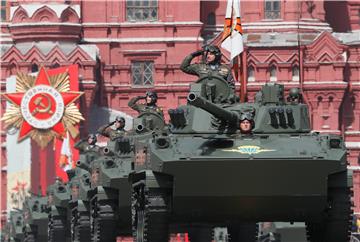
[
  {"x1": 221, "y1": 0, "x2": 244, "y2": 61},
  {"x1": 59, "y1": 132, "x2": 73, "y2": 172}
]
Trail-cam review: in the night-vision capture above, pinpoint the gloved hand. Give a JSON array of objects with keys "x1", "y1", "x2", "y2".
[{"x1": 191, "y1": 49, "x2": 204, "y2": 57}]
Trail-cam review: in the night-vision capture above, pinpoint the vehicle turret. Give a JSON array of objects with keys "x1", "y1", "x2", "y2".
[
  {"x1": 8, "y1": 210, "x2": 24, "y2": 242},
  {"x1": 46, "y1": 178, "x2": 71, "y2": 241},
  {"x1": 187, "y1": 92, "x2": 238, "y2": 125},
  {"x1": 22, "y1": 195, "x2": 48, "y2": 242},
  {"x1": 169, "y1": 82, "x2": 311, "y2": 134}
]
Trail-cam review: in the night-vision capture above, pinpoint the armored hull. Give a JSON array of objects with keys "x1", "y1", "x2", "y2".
[
  {"x1": 130, "y1": 79, "x2": 353, "y2": 242},
  {"x1": 89, "y1": 127, "x2": 163, "y2": 241},
  {"x1": 22, "y1": 195, "x2": 48, "y2": 242},
  {"x1": 47, "y1": 179, "x2": 71, "y2": 242}
]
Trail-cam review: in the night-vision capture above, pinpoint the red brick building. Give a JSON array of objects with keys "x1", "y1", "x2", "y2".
[{"x1": 1, "y1": 0, "x2": 360, "y2": 228}]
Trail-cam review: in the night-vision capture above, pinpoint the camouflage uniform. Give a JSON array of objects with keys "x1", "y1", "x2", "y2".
[
  {"x1": 97, "y1": 125, "x2": 126, "y2": 141},
  {"x1": 74, "y1": 140, "x2": 100, "y2": 153},
  {"x1": 128, "y1": 96, "x2": 164, "y2": 117},
  {"x1": 180, "y1": 52, "x2": 235, "y2": 89}
]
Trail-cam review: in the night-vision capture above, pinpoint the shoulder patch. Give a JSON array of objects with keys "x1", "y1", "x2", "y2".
[{"x1": 219, "y1": 66, "x2": 230, "y2": 75}]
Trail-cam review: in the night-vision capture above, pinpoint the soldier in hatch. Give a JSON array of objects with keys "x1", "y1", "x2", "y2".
[
  {"x1": 128, "y1": 90, "x2": 164, "y2": 118},
  {"x1": 238, "y1": 112, "x2": 255, "y2": 135},
  {"x1": 287, "y1": 87, "x2": 303, "y2": 104},
  {"x1": 74, "y1": 133, "x2": 100, "y2": 153},
  {"x1": 180, "y1": 45, "x2": 235, "y2": 89},
  {"x1": 97, "y1": 116, "x2": 126, "y2": 140}
]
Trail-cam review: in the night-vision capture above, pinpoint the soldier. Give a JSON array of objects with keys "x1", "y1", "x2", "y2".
[
  {"x1": 128, "y1": 90, "x2": 164, "y2": 117},
  {"x1": 180, "y1": 45, "x2": 235, "y2": 89},
  {"x1": 74, "y1": 134, "x2": 100, "y2": 153},
  {"x1": 97, "y1": 116, "x2": 126, "y2": 140},
  {"x1": 238, "y1": 112, "x2": 255, "y2": 135},
  {"x1": 287, "y1": 87, "x2": 303, "y2": 104}
]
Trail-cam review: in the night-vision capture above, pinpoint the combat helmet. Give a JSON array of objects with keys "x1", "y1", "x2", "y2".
[
  {"x1": 115, "y1": 116, "x2": 125, "y2": 123},
  {"x1": 204, "y1": 45, "x2": 222, "y2": 64},
  {"x1": 287, "y1": 87, "x2": 303, "y2": 103},
  {"x1": 146, "y1": 90, "x2": 158, "y2": 105},
  {"x1": 87, "y1": 133, "x2": 97, "y2": 145},
  {"x1": 239, "y1": 112, "x2": 255, "y2": 129}
]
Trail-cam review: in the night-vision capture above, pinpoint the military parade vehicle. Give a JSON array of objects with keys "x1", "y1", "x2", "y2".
[
  {"x1": 68, "y1": 166, "x2": 92, "y2": 242},
  {"x1": 47, "y1": 178, "x2": 71, "y2": 242},
  {"x1": 22, "y1": 194, "x2": 48, "y2": 242},
  {"x1": 129, "y1": 75, "x2": 353, "y2": 242},
  {"x1": 68, "y1": 149, "x2": 100, "y2": 242},
  {"x1": 89, "y1": 112, "x2": 166, "y2": 242},
  {"x1": 6, "y1": 210, "x2": 24, "y2": 242}
]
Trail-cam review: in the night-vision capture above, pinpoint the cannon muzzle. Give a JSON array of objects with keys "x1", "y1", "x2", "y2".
[
  {"x1": 187, "y1": 92, "x2": 238, "y2": 123},
  {"x1": 103, "y1": 147, "x2": 114, "y2": 156},
  {"x1": 136, "y1": 124, "x2": 144, "y2": 133},
  {"x1": 76, "y1": 159, "x2": 90, "y2": 171}
]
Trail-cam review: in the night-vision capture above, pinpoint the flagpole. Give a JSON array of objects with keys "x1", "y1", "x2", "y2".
[{"x1": 239, "y1": 50, "x2": 247, "y2": 102}]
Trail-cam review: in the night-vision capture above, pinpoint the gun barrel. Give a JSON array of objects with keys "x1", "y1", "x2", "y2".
[
  {"x1": 187, "y1": 93, "x2": 238, "y2": 122},
  {"x1": 76, "y1": 160, "x2": 90, "y2": 171}
]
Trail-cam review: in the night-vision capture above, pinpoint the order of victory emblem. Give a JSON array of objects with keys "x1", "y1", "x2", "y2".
[
  {"x1": 223, "y1": 145, "x2": 276, "y2": 155},
  {"x1": 1, "y1": 66, "x2": 84, "y2": 148}
]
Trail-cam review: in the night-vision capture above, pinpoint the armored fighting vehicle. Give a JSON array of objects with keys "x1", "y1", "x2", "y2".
[
  {"x1": 130, "y1": 76, "x2": 353, "y2": 242},
  {"x1": 7, "y1": 210, "x2": 24, "y2": 242},
  {"x1": 89, "y1": 112, "x2": 166, "y2": 242},
  {"x1": 68, "y1": 151, "x2": 99, "y2": 242},
  {"x1": 47, "y1": 178, "x2": 71, "y2": 242},
  {"x1": 22, "y1": 194, "x2": 48, "y2": 242}
]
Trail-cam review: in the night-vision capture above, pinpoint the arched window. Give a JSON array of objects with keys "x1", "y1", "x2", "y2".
[
  {"x1": 292, "y1": 65, "x2": 299, "y2": 81},
  {"x1": 31, "y1": 63, "x2": 39, "y2": 73},
  {"x1": 269, "y1": 65, "x2": 277, "y2": 82},
  {"x1": 207, "y1": 12, "x2": 216, "y2": 25},
  {"x1": 247, "y1": 66, "x2": 255, "y2": 82}
]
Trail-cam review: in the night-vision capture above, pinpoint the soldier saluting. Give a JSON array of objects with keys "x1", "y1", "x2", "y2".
[
  {"x1": 128, "y1": 91, "x2": 164, "y2": 118},
  {"x1": 74, "y1": 133, "x2": 100, "y2": 153},
  {"x1": 180, "y1": 45, "x2": 235, "y2": 89},
  {"x1": 97, "y1": 116, "x2": 126, "y2": 140}
]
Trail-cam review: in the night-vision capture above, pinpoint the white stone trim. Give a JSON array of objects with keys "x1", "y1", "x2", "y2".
[
  {"x1": 245, "y1": 25, "x2": 331, "y2": 31},
  {"x1": 80, "y1": 80, "x2": 97, "y2": 85},
  {"x1": 345, "y1": 142, "x2": 360, "y2": 149},
  {"x1": 292, "y1": 76, "x2": 300, "y2": 82},
  {"x1": 104, "y1": 83, "x2": 190, "y2": 87},
  {"x1": 242, "y1": 21, "x2": 331, "y2": 31},
  {"x1": 10, "y1": 22, "x2": 81, "y2": 27},
  {"x1": 351, "y1": 82, "x2": 360, "y2": 86},
  {"x1": 82, "y1": 21, "x2": 203, "y2": 27},
  {"x1": 348, "y1": 166, "x2": 360, "y2": 171},
  {"x1": 313, "y1": 130, "x2": 340, "y2": 133},
  {"x1": 10, "y1": 4, "x2": 80, "y2": 20},
  {"x1": 83, "y1": 37, "x2": 203, "y2": 43},
  {"x1": 246, "y1": 82, "x2": 300, "y2": 86},
  {"x1": 346, "y1": 131, "x2": 360, "y2": 135},
  {"x1": 0, "y1": 38, "x2": 13, "y2": 43},
  {"x1": 304, "y1": 81, "x2": 347, "y2": 85},
  {"x1": 243, "y1": 21, "x2": 330, "y2": 27},
  {"x1": 121, "y1": 49, "x2": 166, "y2": 53}
]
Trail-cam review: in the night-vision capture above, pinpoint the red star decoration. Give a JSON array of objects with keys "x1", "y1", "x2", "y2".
[
  {"x1": 3, "y1": 67, "x2": 82, "y2": 141},
  {"x1": 12, "y1": 180, "x2": 27, "y2": 192}
]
